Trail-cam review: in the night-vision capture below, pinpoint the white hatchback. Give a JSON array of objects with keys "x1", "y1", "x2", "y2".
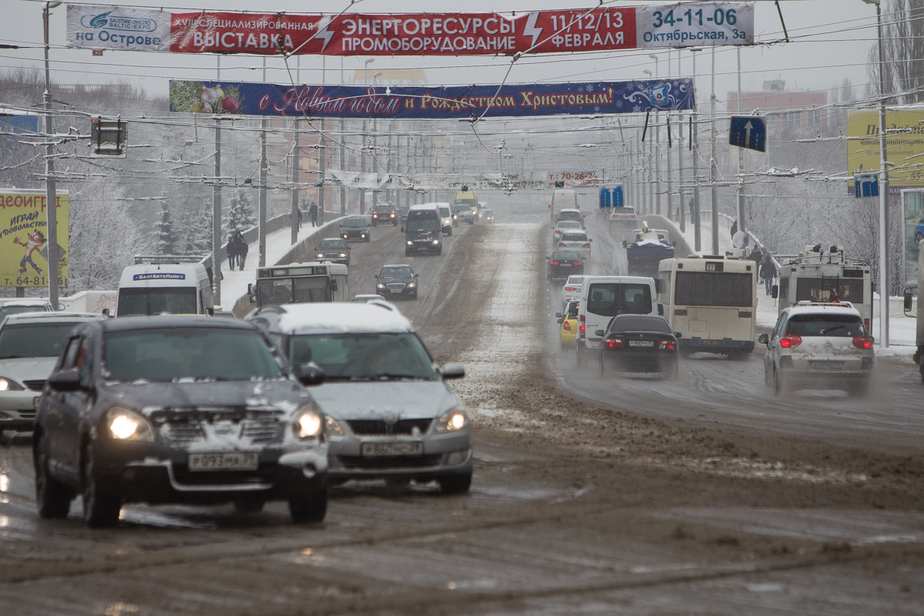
[
  {"x1": 561, "y1": 275, "x2": 586, "y2": 302},
  {"x1": 555, "y1": 231, "x2": 592, "y2": 258},
  {"x1": 759, "y1": 301, "x2": 874, "y2": 396}
]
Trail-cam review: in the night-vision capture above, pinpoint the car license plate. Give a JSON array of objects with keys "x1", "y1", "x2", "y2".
[
  {"x1": 361, "y1": 441, "x2": 423, "y2": 456},
  {"x1": 188, "y1": 452, "x2": 260, "y2": 471},
  {"x1": 629, "y1": 340, "x2": 654, "y2": 347},
  {"x1": 809, "y1": 360, "x2": 842, "y2": 370}
]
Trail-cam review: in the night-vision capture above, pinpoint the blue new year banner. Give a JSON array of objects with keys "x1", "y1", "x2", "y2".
[{"x1": 169, "y1": 79, "x2": 695, "y2": 119}]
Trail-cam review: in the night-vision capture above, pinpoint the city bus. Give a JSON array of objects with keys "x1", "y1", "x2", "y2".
[
  {"x1": 247, "y1": 262, "x2": 349, "y2": 308},
  {"x1": 657, "y1": 256, "x2": 757, "y2": 357},
  {"x1": 774, "y1": 246, "x2": 873, "y2": 332}
]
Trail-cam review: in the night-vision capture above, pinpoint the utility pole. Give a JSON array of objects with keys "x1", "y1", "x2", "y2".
[
  {"x1": 692, "y1": 48, "x2": 702, "y2": 252},
  {"x1": 212, "y1": 56, "x2": 222, "y2": 307},
  {"x1": 291, "y1": 119, "x2": 299, "y2": 245},
  {"x1": 677, "y1": 112, "x2": 686, "y2": 233},
  {"x1": 259, "y1": 58, "x2": 267, "y2": 267},
  {"x1": 318, "y1": 119, "x2": 326, "y2": 225},
  {"x1": 43, "y1": 2, "x2": 60, "y2": 308},
  {"x1": 710, "y1": 46, "x2": 719, "y2": 256}
]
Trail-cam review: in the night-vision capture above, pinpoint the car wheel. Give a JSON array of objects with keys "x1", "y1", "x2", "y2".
[
  {"x1": 34, "y1": 432, "x2": 71, "y2": 519},
  {"x1": 405, "y1": 248, "x2": 412, "y2": 256},
  {"x1": 919, "y1": 362, "x2": 924, "y2": 384},
  {"x1": 412, "y1": 291, "x2": 418, "y2": 300},
  {"x1": 438, "y1": 471, "x2": 472, "y2": 495},
  {"x1": 232, "y1": 498, "x2": 265, "y2": 514},
  {"x1": 436, "y1": 247, "x2": 443, "y2": 255},
  {"x1": 665, "y1": 361, "x2": 679, "y2": 380},
  {"x1": 82, "y1": 444, "x2": 121, "y2": 528},
  {"x1": 599, "y1": 356, "x2": 606, "y2": 377},
  {"x1": 773, "y1": 368, "x2": 785, "y2": 397},
  {"x1": 289, "y1": 489, "x2": 327, "y2": 523},
  {"x1": 916, "y1": 232, "x2": 923, "y2": 243}
]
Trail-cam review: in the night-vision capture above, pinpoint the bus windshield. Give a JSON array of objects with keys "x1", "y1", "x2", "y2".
[
  {"x1": 675, "y1": 271, "x2": 753, "y2": 307},
  {"x1": 118, "y1": 287, "x2": 197, "y2": 316}
]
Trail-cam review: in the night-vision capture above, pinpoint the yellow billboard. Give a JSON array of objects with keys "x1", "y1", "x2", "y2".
[
  {"x1": 848, "y1": 110, "x2": 924, "y2": 191},
  {"x1": 0, "y1": 190, "x2": 68, "y2": 288}
]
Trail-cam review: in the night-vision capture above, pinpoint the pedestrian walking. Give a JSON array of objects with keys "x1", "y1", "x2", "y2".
[
  {"x1": 759, "y1": 253, "x2": 777, "y2": 296},
  {"x1": 226, "y1": 234, "x2": 238, "y2": 270},
  {"x1": 308, "y1": 201, "x2": 319, "y2": 227},
  {"x1": 236, "y1": 232, "x2": 249, "y2": 271},
  {"x1": 297, "y1": 207, "x2": 303, "y2": 229}
]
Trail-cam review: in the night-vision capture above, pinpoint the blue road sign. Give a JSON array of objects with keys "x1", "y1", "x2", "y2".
[
  {"x1": 729, "y1": 116, "x2": 766, "y2": 152},
  {"x1": 599, "y1": 186, "x2": 624, "y2": 208},
  {"x1": 854, "y1": 172, "x2": 879, "y2": 198}
]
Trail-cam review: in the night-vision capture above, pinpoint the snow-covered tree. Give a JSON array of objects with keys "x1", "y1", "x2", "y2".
[
  {"x1": 153, "y1": 202, "x2": 176, "y2": 255},
  {"x1": 225, "y1": 190, "x2": 256, "y2": 235},
  {"x1": 177, "y1": 204, "x2": 212, "y2": 256}
]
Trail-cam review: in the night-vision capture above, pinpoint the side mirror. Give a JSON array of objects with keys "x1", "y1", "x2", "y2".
[
  {"x1": 658, "y1": 304, "x2": 664, "y2": 316},
  {"x1": 414, "y1": 273, "x2": 419, "y2": 278},
  {"x1": 295, "y1": 362, "x2": 326, "y2": 387},
  {"x1": 440, "y1": 363, "x2": 465, "y2": 379},
  {"x1": 374, "y1": 275, "x2": 379, "y2": 279},
  {"x1": 48, "y1": 368, "x2": 81, "y2": 392},
  {"x1": 247, "y1": 283, "x2": 256, "y2": 303},
  {"x1": 101, "y1": 308, "x2": 110, "y2": 317},
  {"x1": 330, "y1": 279, "x2": 338, "y2": 291},
  {"x1": 758, "y1": 333, "x2": 769, "y2": 345},
  {"x1": 594, "y1": 329, "x2": 605, "y2": 337},
  {"x1": 622, "y1": 240, "x2": 628, "y2": 248},
  {"x1": 673, "y1": 332, "x2": 683, "y2": 339},
  {"x1": 400, "y1": 226, "x2": 405, "y2": 233},
  {"x1": 771, "y1": 285, "x2": 779, "y2": 300},
  {"x1": 904, "y1": 290, "x2": 913, "y2": 312}
]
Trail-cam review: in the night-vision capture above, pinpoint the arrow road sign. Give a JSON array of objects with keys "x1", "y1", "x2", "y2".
[{"x1": 729, "y1": 116, "x2": 766, "y2": 152}]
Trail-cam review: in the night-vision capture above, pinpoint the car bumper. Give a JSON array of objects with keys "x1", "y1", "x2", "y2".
[
  {"x1": 0, "y1": 392, "x2": 41, "y2": 430},
  {"x1": 601, "y1": 352, "x2": 677, "y2": 373},
  {"x1": 92, "y1": 441, "x2": 329, "y2": 506},
  {"x1": 407, "y1": 242, "x2": 441, "y2": 254},
  {"x1": 327, "y1": 430, "x2": 472, "y2": 481}
]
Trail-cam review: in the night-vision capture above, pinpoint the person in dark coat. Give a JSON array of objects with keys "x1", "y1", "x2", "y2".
[
  {"x1": 226, "y1": 234, "x2": 238, "y2": 270},
  {"x1": 236, "y1": 232, "x2": 249, "y2": 271},
  {"x1": 759, "y1": 254, "x2": 777, "y2": 296},
  {"x1": 308, "y1": 202, "x2": 319, "y2": 227}
]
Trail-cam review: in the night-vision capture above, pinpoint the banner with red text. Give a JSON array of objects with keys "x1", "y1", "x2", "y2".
[{"x1": 68, "y1": 4, "x2": 754, "y2": 55}]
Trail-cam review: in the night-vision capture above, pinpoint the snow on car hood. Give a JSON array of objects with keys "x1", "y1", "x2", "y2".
[
  {"x1": 0, "y1": 357, "x2": 58, "y2": 384},
  {"x1": 309, "y1": 380, "x2": 461, "y2": 420},
  {"x1": 105, "y1": 379, "x2": 313, "y2": 416}
]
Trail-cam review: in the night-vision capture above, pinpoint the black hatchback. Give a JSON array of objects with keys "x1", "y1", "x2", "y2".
[
  {"x1": 33, "y1": 316, "x2": 329, "y2": 527},
  {"x1": 595, "y1": 314, "x2": 680, "y2": 379},
  {"x1": 547, "y1": 250, "x2": 584, "y2": 281}
]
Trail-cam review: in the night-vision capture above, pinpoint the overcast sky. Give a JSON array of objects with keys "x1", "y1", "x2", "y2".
[{"x1": 2, "y1": 0, "x2": 880, "y2": 112}]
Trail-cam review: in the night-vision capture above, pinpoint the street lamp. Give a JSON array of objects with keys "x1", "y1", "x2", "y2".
[
  {"x1": 863, "y1": 0, "x2": 890, "y2": 348},
  {"x1": 364, "y1": 58, "x2": 375, "y2": 82},
  {"x1": 648, "y1": 53, "x2": 659, "y2": 78}
]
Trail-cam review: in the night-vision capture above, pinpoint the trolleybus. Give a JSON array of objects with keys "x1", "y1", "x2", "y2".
[
  {"x1": 248, "y1": 262, "x2": 349, "y2": 308},
  {"x1": 658, "y1": 256, "x2": 757, "y2": 357}
]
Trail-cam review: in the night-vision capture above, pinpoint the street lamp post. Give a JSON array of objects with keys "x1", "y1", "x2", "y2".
[{"x1": 863, "y1": 0, "x2": 890, "y2": 348}]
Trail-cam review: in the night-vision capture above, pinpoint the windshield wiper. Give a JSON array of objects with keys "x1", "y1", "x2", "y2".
[{"x1": 820, "y1": 325, "x2": 847, "y2": 335}]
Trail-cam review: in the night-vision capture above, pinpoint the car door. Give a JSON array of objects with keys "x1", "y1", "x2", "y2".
[
  {"x1": 765, "y1": 312, "x2": 788, "y2": 381},
  {"x1": 56, "y1": 334, "x2": 95, "y2": 480}
]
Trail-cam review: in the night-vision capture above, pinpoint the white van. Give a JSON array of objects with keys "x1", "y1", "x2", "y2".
[
  {"x1": 577, "y1": 275, "x2": 661, "y2": 365},
  {"x1": 116, "y1": 256, "x2": 214, "y2": 317},
  {"x1": 550, "y1": 189, "x2": 578, "y2": 224}
]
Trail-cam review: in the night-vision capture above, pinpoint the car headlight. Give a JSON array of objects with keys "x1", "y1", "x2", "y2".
[
  {"x1": 325, "y1": 416, "x2": 345, "y2": 436},
  {"x1": 316, "y1": 253, "x2": 324, "y2": 259},
  {"x1": 339, "y1": 252, "x2": 347, "y2": 258},
  {"x1": 294, "y1": 409, "x2": 323, "y2": 439},
  {"x1": 0, "y1": 377, "x2": 24, "y2": 392},
  {"x1": 407, "y1": 282, "x2": 416, "y2": 288},
  {"x1": 407, "y1": 240, "x2": 414, "y2": 246},
  {"x1": 376, "y1": 283, "x2": 386, "y2": 289},
  {"x1": 436, "y1": 408, "x2": 468, "y2": 433},
  {"x1": 432, "y1": 239, "x2": 440, "y2": 245},
  {"x1": 106, "y1": 407, "x2": 155, "y2": 442}
]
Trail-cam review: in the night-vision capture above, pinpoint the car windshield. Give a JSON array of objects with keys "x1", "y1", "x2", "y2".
[
  {"x1": 117, "y1": 287, "x2": 197, "y2": 317},
  {"x1": 557, "y1": 222, "x2": 581, "y2": 229},
  {"x1": 786, "y1": 314, "x2": 864, "y2": 337},
  {"x1": 439, "y1": 207, "x2": 451, "y2": 217},
  {"x1": 551, "y1": 251, "x2": 580, "y2": 261},
  {"x1": 288, "y1": 332, "x2": 438, "y2": 381},
  {"x1": 319, "y1": 239, "x2": 346, "y2": 249},
  {"x1": 104, "y1": 327, "x2": 286, "y2": 382},
  {"x1": 380, "y1": 267, "x2": 413, "y2": 280},
  {"x1": 0, "y1": 322, "x2": 85, "y2": 359},
  {"x1": 408, "y1": 219, "x2": 439, "y2": 232},
  {"x1": 566, "y1": 276, "x2": 585, "y2": 284},
  {"x1": 343, "y1": 219, "x2": 366, "y2": 228},
  {"x1": 0, "y1": 305, "x2": 48, "y2": 320},
  {"x1": 609, "y1": 316, "x2": 671, "y2": 334},
  {"x1": 373, "y1": 205, "x2": 394, "y2": 212}
]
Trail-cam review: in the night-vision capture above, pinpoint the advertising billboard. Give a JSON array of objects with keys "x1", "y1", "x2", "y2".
[{"x1": 0, "y1": 190, "x2": 69, "y2": 288}]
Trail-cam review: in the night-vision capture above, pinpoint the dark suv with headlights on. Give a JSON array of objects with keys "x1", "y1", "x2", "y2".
[
  {"x1": 340, "y1": 217, "x2": 371, "y2": 242},
  {"x1": 376, "y1": 264, "x2": 419, "y2": 300},
  {"x1": 33, "y1": 316, "x2": 329, "y2": 527}
]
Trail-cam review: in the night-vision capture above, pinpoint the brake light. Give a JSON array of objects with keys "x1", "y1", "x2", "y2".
[
  {"x1": 606, "y1": 337, "x2": 624, "y2": 349},
  {"x1": 550, "y1": 260, "x2": 560, "y2": 266},
  {"x1": 658, "y1": 340, "x2": 676, "y2": 350},
  {"x1": 579, "y1": 314, "x2": 585, "y2": 339},
  {"x1": 852, "y1": 336, "x2": 874, "y2": 350},
  {"x1": 582, "y1": 243, "x2": 591, "y2": 248},
  {"x1": 864, "y1": 318, "x2": 870, "y2": 331},
  {"x1": 558, "y1": 242, "x2": 566, "y2": 247},
  {"x1": 779, "y1": 335, "x2": 802, "y2": 349},
  {"x1": 562, "y1": 322, "x2": 572, "y2": 332},
  {"x1": 564, "y1": 286, "x2": 577, "y2": 291},
  {"x1": 573, "y1": 261, "x2": 582, "y2": 266}
]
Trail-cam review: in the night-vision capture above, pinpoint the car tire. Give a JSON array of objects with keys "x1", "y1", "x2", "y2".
[
  {"x1": 412, "y1": 291, "x2": 418, "y2": 300},
  {"x1": 438, "y1": 471, "x2": 472, "y2": 494},
  {"x1": 773, "y1": 368, "x2": 785, "y2": 397},
  {"x1": 576, "y1": 345, "x2": 585, "y2": 368},
  {"x1": 405, "y1": 248, "x2": 412, "y2": 257},
  {"x1": 34, "y1": 432, "x2": 71, "y2": 519},
  {"x1": 82, "y1": 444, "x2": 121, "y2": 528},
  {"x1": 916, "y1": 232, "x2": 923, "y2": 243},
  {"x1": 599, "y1": 357, "x2": 606, "y2": 377},
  {"x1": 289, "y1": 489, "x2": 327, "y2": 523},
  {"x1": 436, "y1": 246, "x2": 443, "y2": 256},
  {"x1": 665, "y1": 361, "x2": 679, "y2": 380},
  {"x1": 232, "y1": 498, "x2": 265, "y2": 514}
]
